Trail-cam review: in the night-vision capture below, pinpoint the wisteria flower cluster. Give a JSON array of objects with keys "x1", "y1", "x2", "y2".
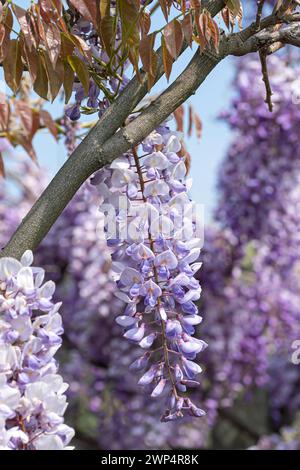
[
  {"x1": 0, "y1": 251, "x2": 74, "y2": 450},
  {"x1": 95, "y1": 121, "x2": 206, "y2": 422}
]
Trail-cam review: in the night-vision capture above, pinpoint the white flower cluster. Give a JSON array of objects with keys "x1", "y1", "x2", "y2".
[{"x1": 0, "y1": 251, "x2": 74, "y2": 450}]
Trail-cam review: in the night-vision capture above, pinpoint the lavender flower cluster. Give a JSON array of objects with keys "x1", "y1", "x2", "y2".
[
  {"x1": 94, "y1": 120, "x2": 206, "y2": 422},
  {"x1": 0, "y1": 251, "x2": 74, "y2": 450}
]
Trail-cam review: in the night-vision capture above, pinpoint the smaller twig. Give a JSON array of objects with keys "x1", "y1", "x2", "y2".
[
  {"x1": 259, "y1": 48, "x2": 273, "y2": 112},
  {"x1": 255, "y1": 0, "x2": 266, "y2": 31}
]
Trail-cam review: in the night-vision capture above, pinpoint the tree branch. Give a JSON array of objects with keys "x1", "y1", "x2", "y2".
[
  {"x1": 1, "y1": 0, "x2": 225, "y2": 259},
  {"x1": 4, "y1": 2, "x2": 300, "y2": 260}
]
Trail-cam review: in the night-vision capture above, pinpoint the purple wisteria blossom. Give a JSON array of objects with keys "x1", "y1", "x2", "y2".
[
  {"x1": 0, "y1": 251, "x2": 74, "y2": 450},
  {"x1": 94, "y1": 119, "x2": 206, "y2": 422}
]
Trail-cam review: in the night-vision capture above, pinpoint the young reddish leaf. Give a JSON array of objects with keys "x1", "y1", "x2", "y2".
[
  {"x1": 21, "y1": 40, "x2": 38, "y2": 83},
  {"x1": 161, "y1": 35, "x2": 173, "y2": 82},
  {"x1": 180, "y1": 0, "x2": 187, "y2": 14},
  {"x1": 208, "y1": 15, "x2": 220, "y2": 52},
  {"x1": 13, "y1": 131, "x2": 37, "y2": 161},
  {"x1": 67, "y1": 55, "x2": 89, "y2": 96},
  {"x1": 12, "y1": 4, "x2": 36, "y2": 50},
  {"x1": 147, "y1": 52, "x2": 158, "y2": 90},
  {"x1": 0, "y1": 101, "x2": 10, "y2": 131},
  {"x1": 43, "y1": 52, "x2": 64, "y2": 101},
  {"x1": 199, "y1": 12, "x2": 211, "y2": 43},
  {"x1": 0, "y1": 23, "x2": 5, "y2": 48},
  {"x1": 140, "y1": 10, "x2": 151, "y2": 36},
  {"x1": 35, "y1": 4, "x2": 46, "y2": 43},
  {"x1": 139, "y1": 33, "x2": 156, "y2": 76},
  {"x1": 3, "y1": 39, "x2": 23, "y2": 93},
  {"x1": 181, "y1": 13, "x2": 193, "y2": 46},
  {"x1": 44, "y1": 23, "x2": 61, "y2": 66},
  {"x1": 0, "y1": 7, "x2": 13, "y2": 62},
  {"x1": 15, "y1": 100, "x2": 33, "y2": 138},
  {"x1": 39, "y1": 0, "x2": 60, "y2": 23},
  {"x1": 69, "y1": 0, "x2": 98, "y2": 29},
  {"x1": 194, "y1": 112, "x2": 202, "y2": 140},
  {"x1": 33, "y1": 53, "x2": 49, "y2": 100},
  {"x1": 190, "y1": 0, "x2": 202, "y2": 9},
  {"x1": 63, "y1": 61, "x2": 75, "y2": 104},
  {"x1": 159, "y1": 0, "x2": 169, "y2": 21},
  {"x1": 20, "y1": 139, "x2": 37, "y2": 162},
  {"x1": 221, "y1": 7, "x2": 231, "y2": 30},
  {"x1": 0, "y1": 153, "x2": 5, "y2": 178},
  {"x1": 174, "y1": 105, "x2": 184, "y2": 133},
  {"x1": 163, "y1": 19, "x2": 184, "y2": 59},
  {"x1": 40, "y1": 109, "x2": 58, "y2": 140}
]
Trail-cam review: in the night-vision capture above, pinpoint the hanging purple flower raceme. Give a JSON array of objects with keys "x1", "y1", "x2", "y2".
[
  {"x1": 95, "y1": 118, "x2": 206, "y2": 422},
  {"x1": 0, "y1": 251, "x2": 74, "y2": 450}
]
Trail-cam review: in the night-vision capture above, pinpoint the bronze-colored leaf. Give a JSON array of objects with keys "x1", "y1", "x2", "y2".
[
  {"x1": 199, "y1": 12, "x2": 211, "y2": 43},
  {"x1": 181, "y1": 13, "x2": 193, "y2": 46},
  {"x1": 0, "y1": 101, "x2": 10, "y2": 131},
  {"x1": 13, "y1": 4, "x2": 36, "y2": 50},
  {"x1": 69, "y1": 0, "x2": 99, "y2": 29},
  {"x1": 43, "y1": 52, "x2": 64, "y2": 101},
  {"x1": 208, "y1": 15, "x2": 220, "y2": 52},
  {"x1": 44, "y1": 23, "x2": 61, "y2": 66},
  {"x1": 139, "y1": 33, "x2": 156, "y2": 76},
  {"x1": 15, "y1": 100, "x2": 33, "y2": 138},
  {"x1": 174, "y1": 105, "x2": 184, "y2": 133},
  {"x1": 190, "y1": 0, "x2": 202, "y2": 9},
  {"x1": 21, "y1": 40, "x2": 38, "y2": 83},
  {"x1": 159, "y1": 0, "x2": 169, "y2": 21},
  {"x1": 61, "y1": 33, "x2": 75, "y2": 57},
  {"x1": 3, "y1": 39, "x2": 23, "y2": 94},
  {"x1": 140, "y1": 10, "x2": 151, "y2": 36},
  {"x1": 33, "y1": 53, "x2": 49, "y2": 100},
  {"x1": 163, "y1": 19, "x2": 184, "y2": 59},
  {"x1": 40, "y1": 109, "x2": 58, "y2": 140},
  {"x1": 0, "y1": 6, "x2": 13, "y2": 62},
  {"x1": 161, "y1": 35, "x2": 173, "y2": 82},
  {"x1": 194, "y1": 110, "x2": 202, "y2": 140}
]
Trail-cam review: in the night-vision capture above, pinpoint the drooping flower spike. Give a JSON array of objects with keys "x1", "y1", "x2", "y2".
[
  {"x1": 95, "y1": 118, "x2": 206, "y2": 421},
  {"x1": 0, "y1": 251, "x2": 74, "y2": 450}
]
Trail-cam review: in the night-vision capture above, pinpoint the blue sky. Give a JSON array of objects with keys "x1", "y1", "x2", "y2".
[{"x1": 1, "y1": 2, "x2": 236, "y2": 222}]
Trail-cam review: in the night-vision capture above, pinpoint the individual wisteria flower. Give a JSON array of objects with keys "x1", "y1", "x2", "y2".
[
  {"x1": 0, "y1": 251, "x2": 74, "y2": 450},
  {"x1": 94, "y1": 118, "x2": 206, "y2": 422}
]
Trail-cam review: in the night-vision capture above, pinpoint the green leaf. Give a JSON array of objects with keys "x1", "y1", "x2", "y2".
[
  {"x1": 67, "y1": 55, "x2": 89, "y2": 95},
  {"x1": 33, "y1": 53, "x2": 49, "y2": 100}
]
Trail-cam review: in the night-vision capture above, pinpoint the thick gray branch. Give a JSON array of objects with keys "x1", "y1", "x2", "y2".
[{"x1": 1, "y1": 0, "x2": 224, "y2": 259}]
